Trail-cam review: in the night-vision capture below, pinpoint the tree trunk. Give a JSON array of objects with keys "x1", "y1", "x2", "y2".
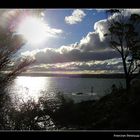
[
  {"x1": 122, "y1": 57, "x2": 131, "y2": 90},
  {"x1": 126, "y1": 77, "x2": 131, "y2": 90}
]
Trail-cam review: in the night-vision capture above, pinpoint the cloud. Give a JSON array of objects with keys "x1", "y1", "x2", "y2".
[
  {"x1": 21, "y1": 46, "x2": 120, "y2": 64},
  {"x1": 75, "y1": 9, "x2": 140, "y2": 52},
  {"x1": 96, "y1": 9, "x2": 140, "y2": 14},
  {"x1": 124, "y1": 9, "x2": 140, "y2": 15},
  {"x1": 45, "y1": 25, "x2": 63, "y2": 38},
  {"x1": 95, "y1": 9, "x2": 111, "y2": 13},
  {"x1": 20, "y1": 10, "x2": 118, "y2": 64},
  {"x1": 0, "y1": 9, "x2": 63, "y2": 39},
  {"x1": 94, "y1": 19, "x2": 109, "y2": 41},
  {"x1": 76, "y1": 32, "x2": 108, "y2": 52},
  {"x1": 69, "y1": 19, "x2": 109, "y2": 52},
  {"x1": 29, "y1": 58, "x2": 123, "y2": 73},
  {"x1": 65, "y1": 9, "x2": 86, "y2": 24},
  {"x1": 21, "y1": 9, "x2": 140, "y2": 73},
  {"x1": 21, "y1": 10, "x2": 122, "y2": 65},
  {"x1": 0, "y1": 9, "x2": 45, "y2": 31}
]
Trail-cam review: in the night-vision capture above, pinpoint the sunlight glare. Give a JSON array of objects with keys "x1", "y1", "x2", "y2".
[
  {"x1": 17, "y1": 16, "x2": 48, "y2": 45},
  {"x1": 13, "y1": 77, "x2": 49, "y2": 103}
]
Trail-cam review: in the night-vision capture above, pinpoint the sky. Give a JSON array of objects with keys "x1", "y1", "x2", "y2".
[
  {"x1": 1, "y1": 9, "x2": 140, "y2": 74},
  {"x1": 19, "y1": 9, "x2": 107, "y2": 51}
]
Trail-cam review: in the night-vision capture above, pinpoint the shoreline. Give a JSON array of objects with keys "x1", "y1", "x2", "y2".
[{"x1": 19, "y1": 73, "x2": 129, "y2": 79}]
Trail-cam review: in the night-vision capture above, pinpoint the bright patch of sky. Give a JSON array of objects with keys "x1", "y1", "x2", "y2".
[
  {"x1": 44, "y1": 9, "x2": 106, "y2": 47},
  {"x1": 20, "y1": 9, "x2": 107, "y2": 53}
]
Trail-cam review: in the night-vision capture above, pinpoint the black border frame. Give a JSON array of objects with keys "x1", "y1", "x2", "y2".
[{"x1": 0, "y1": 0, "x2": 140, "y2": 139}]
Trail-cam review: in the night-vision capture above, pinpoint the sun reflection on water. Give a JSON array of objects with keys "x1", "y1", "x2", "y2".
[{"x1": 10, "y1": 76, "x2": 55, "y2": 104}]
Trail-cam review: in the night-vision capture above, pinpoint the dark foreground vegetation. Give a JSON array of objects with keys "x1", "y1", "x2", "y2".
[{"x1": 0, "y1": 79, "x2": 140, "y2": 130}]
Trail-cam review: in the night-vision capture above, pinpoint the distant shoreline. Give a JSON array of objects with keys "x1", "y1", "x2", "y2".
[{"x1": 19, "y1": 72, "x2": 131, "y2": 79}]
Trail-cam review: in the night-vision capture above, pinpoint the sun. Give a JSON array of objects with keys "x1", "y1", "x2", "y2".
[{"x1": 17, "y1": 16, "x2": 48, "y2": 45}]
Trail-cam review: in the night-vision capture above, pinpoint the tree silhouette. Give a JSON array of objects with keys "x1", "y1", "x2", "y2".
[
  {"x1": 0, "y1": 10, "x2": 40, "y2": 129},
  {"x1": 0, "y1": 27, "x2": 34, "y2": 90},
  {"x1": 105, "y1": 9, "x2": 140, "y2": 89},
  {"x1": 0, "y1": 10, "x2": 45, "y2": 90}
]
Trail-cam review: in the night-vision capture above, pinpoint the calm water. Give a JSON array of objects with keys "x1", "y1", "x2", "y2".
[{"x1": 8, "y1": 76, "x2": 125, "y2": 103}]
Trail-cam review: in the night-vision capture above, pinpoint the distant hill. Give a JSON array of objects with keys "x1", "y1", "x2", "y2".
[{"x1": 19, "y1": 72, "x2": 139, "y2": 79}]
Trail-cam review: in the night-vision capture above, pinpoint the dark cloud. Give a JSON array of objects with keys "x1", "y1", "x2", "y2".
[{"x1": 23, "y1": 48, "x2": 120, "y2": 64}]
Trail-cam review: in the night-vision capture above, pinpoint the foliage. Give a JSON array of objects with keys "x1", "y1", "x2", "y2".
[
  {"x1": 105, "y1": 9, "x2": 140, "y2": 89},
  {"x1": 0, "y1": 82, "x2": 140, "y2": 130},
  {"x1": 0, "y1": 28, "x2": 34, "y2": 89},
  {"x1": 0, "y1": 10, "x2": 37, "y2": 129}
]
